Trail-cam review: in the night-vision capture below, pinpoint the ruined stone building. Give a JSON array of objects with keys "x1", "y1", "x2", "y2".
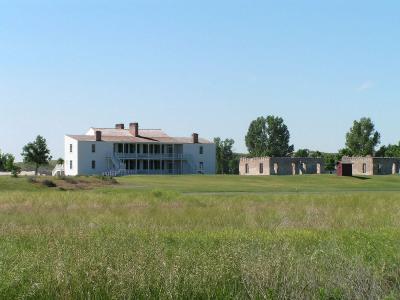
[
  {"x1": 239, "y1": 157, "x2": 325, "y2": 176},
  {"x1": 340, "y1": 156, "x2": 400, "y2": 176}
]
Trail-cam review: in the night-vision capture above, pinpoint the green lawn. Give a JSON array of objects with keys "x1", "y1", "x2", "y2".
[{"x1": 1, "y1": 175, "x2": 400, "y2": 299}]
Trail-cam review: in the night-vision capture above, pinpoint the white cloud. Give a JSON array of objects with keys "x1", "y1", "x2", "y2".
[{"x1": 357, "y1": 80, "x2": 374, "y2": 92}]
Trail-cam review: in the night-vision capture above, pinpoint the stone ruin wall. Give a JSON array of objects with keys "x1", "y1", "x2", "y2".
[
  {"x1": 239, "y1": 157, "x2": 271, "y2": 176},
  {"x1": 341, "y1": 156, "x2": 374, "y2": 176},
  {"x1": 239, "y1": 157, "x2": 325, "y2": 176},
  {"x1": 341, "y1": 156, "x2": 400, "y2": 175}
]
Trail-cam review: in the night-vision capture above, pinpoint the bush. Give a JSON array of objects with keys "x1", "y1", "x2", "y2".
[
  {"x1": 10, "y1": 166, "x2": 21, "y2": 178},
  {"x1": 27, "y1": 176, "x2": 37, "y2": 183},
  {"x1": 63, "y1": 177, "x2": 78, "y2": 184},
  {"x1": 42, "y1": 180, "x2": 57, "y2": 188},
  {"x1": 95, "y1": 175, "x2": 118, "y2": 184}
]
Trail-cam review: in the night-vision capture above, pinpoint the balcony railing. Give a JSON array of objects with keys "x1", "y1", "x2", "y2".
[
  {"x1": 113, "y1": 153, "x2": 186, "y2": 160},
  {"x1": 102, "y1": 169, "x2": 182, "y2": 177}
]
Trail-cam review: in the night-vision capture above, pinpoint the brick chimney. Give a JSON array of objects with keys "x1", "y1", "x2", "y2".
[
  {"x1": 129, "y1": 122, "x2": 139, "y2": 137},
  {"x1": 115, "y1": 123, "x2": 125, "y2": 129},
  {"x1": 95, "y1": 130, "x2": 102, "y2": 141},
  {"x1": 192, "y1": 133, "x2": 199, "y2": 144}
]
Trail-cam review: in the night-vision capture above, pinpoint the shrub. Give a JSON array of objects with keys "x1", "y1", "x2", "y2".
[
  {"x1": 27, "y1": 176, "x2": 37, "y2": 183},
  {"x1": 10, "y1": 166, "x2": 21, "y2": 178},
  {"x1": 64, "y1": 177, "x2": 78, "y2": 184},
  {"x1": 42, "y1": 179, "x2": 57, "y2": 188},
  {"x1": 95, "y1": 175, "x2": 118, "y2": 184}
]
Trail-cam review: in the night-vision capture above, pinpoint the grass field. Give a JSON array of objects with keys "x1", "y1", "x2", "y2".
[{"x1": 1, "y1": 175, "x2": 400, "y2": 299}]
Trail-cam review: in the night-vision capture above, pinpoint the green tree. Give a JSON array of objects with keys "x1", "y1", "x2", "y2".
[
  {"x1": 345, "y1": 117, "x2": 380, "y2": 156},
  {"x1": 214, "y1": 137, "x2": 236, "y2": 174},
  {"x1": 21, "y1": 135, "x2": 52, "y2": 175},
  {"x1": 310, "y1": 150, "x2": 322, "y2": 158},
  {"x1": 0, "y1": 150, "x2": 16, "y2": 172},
  {"x1": 245, "y1": 115, "x2": 294, "y2": 157},
  {"x1": 376, "y1": 142, "x2": 400, "y2": 157},
  {"x1": 3, "y1": 153, "x2": 15, "y2": 171},
  {"x1": 227, "y1": 154, "x2": 240, "y2": 174},
  {"x1": 323, "y1": 153, "x2": 337, "y2": 173},
  {"x1": 0, "y1": 151, "x2": 4, "y2": 171},
  {"x1": 56, "y1": 158, "x2": 65, "y2": 165},
  {"x1": 338, "y1": 148, "x2": 353, "y2": 158},
  {"x1": 294, "y1": 149, "x2": 309, "y2": 157}
]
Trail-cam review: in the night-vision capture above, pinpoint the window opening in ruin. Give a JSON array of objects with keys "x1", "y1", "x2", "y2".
[{"x1": 274, "y1": 163, "x2": 279, "y2": 175}]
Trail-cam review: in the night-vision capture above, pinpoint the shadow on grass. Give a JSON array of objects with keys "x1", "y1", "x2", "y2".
[{"x1": 352, "y1": 176, "x2": 371, "y2": 180}]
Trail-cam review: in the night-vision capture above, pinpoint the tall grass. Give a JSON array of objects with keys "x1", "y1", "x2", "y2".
[{"x1": 0, "y1": 176, "x2": 400, "y2": 298}]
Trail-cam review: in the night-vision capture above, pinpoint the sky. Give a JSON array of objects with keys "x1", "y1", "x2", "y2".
[{"x1": 1, "y1": 0, "x2": 399, "y2": 160}]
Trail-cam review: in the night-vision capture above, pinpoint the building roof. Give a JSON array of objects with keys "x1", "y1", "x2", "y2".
[
  {"x1": 67, "y1": 127, "x2": 213, "y2": 144},
  {"x1": 88, "y1": 128, "x2": 170, "y2": 138}
]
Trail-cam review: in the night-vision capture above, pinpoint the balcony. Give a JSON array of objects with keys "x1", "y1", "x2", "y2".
[{"x1": 113, "y1": 152, "x2": 186, "y2": 160}]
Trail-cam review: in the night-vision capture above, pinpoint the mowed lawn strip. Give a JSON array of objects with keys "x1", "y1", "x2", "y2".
[
  {"x1": 117, "y1": 174, "x2": 400, "y2": 193},
  {"x1": 0, "y1": 175, "x2": 400, "y2": 298}
]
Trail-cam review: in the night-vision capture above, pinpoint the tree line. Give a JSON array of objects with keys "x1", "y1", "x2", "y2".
[
  {"x1": 3, "y1": 118, "x2": 398, "y2": 176},
  {"x1": 0, "y1": 135, "x2": 52, "y2": 176},
  {"x1": 215, "y1": 115, "x2": 399, "y2": 174}
]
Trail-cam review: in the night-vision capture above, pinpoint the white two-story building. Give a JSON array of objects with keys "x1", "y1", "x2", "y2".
[{"x1": 63, "y1": 122, "x2": 216, "y2": 176}]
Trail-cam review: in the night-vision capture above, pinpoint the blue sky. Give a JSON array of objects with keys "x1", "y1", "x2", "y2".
[{"x1": 1, "y1": 0, "x2": 399, "y2": 160}]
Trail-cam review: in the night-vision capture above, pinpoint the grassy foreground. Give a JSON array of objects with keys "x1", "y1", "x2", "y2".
[{"x1": 1, "y1": 175, "x2": 400, "y2": 299}]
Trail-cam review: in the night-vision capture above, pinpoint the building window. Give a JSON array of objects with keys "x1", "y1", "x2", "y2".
[
  {"x1": 143, "y1": 160, "x2": 148, "y2": 170},
  {"x1": 245, "y1": 163, "x2": 249, "y2": 174},
  {"x1": 154, "y1": 145, "x2": 160, "y2": 154},
  {"x1": 200, "y1": 146, "x2": 204, "y2": 155},
  {"x1": 137, "y1": 144, "x2": 141, "y2": 154},
  {"x1": 117, "y1": 143, "x2": 123, "y2": 153},
  {"x1": 143, "y1": 144, "x2": 148, "y2": 154},
  {"x1": 92, "y1": 144, "x2": 96, "y2": 153},
  {"x1": 259, "y1": 163, "x2": 263, "y2": 174},
  {"x1": 161, "y1": 145, "x2": 165, "y2": 154},
  {"x1": 378, "y1": 163, "x2": 382, "y2": 174},
  {"x1": 129, "y1": 144, "x2": 135, "y2": 153},
  {"x1": 150, "y1": 160, "x2": 154, "y2": 170},
  {"x1": 70, "y1": 160, "x2": 73, "y2": 169},
  {"x1": 362, "y1": 163, "x2": 367, "y2": 174},
  {"x1": 167, "y1": 145, "x2": 173, "y2": 154},
  {"x1": 124, "y1": 144, "x2": 129, "y2": 153},
  {"x1": 128, "y1": 160, "x2": 135, "y2": 170},
  {"x1": 149, "y1": 144, "x2": 154, "y2": 154},
  {"x1": 199, "y1": 162, "x2": 204, "y2": 170},
  {"x1": 91, "y1": 160, "x2": 96, "y2": 169},
  {"x1": 70, "y1": 144, "x2": 72, "y2": 153}
]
